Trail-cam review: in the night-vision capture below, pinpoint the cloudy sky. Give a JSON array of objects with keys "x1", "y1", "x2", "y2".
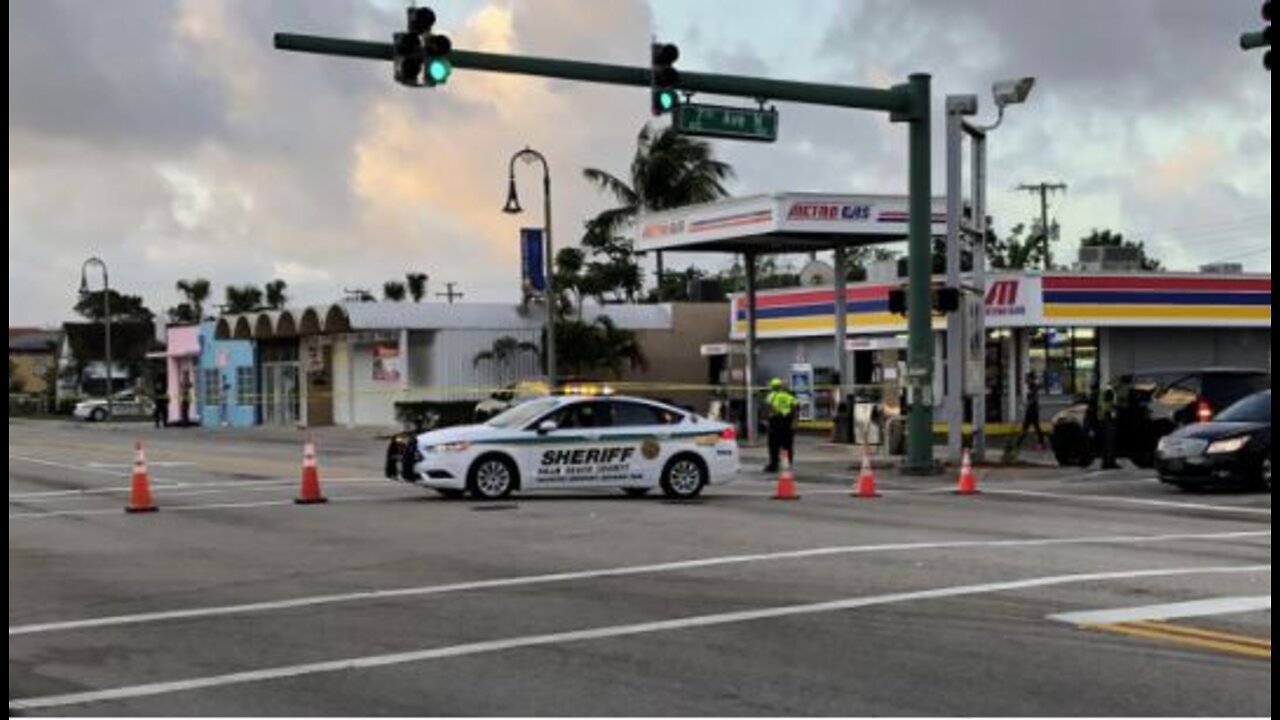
[{"x1": 8, "y1": 0, "x2": 1272, "y2": 327}]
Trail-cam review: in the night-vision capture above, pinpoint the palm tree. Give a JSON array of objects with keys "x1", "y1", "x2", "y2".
[
  {"x1": 224, "y1": 286, "x2": 264, "y2": 315},
  {"x1": 591, "y1": 316, "x2": 648, "y2": 379},
  {"x1": 176, "y1": 278, "x2": 212, "y2": 320},
  {"x1": 583, "y1": 125, "x2": 734, "y2": 293},
  {"x1": 406, "y1": 273, "x2": 430, "y2": 303},
  {"x1": 264, "y1": 280, "x2": 289, "y2": 310},
  {"x1": 473, "y1": 337, "x2": 542, "y2": 385},
  {"x1": 554, "y1": 316, "x2": 648, "y2": 379},
  {"x1": 384, "y1": 282, "x2": 408, "y2": 303}
]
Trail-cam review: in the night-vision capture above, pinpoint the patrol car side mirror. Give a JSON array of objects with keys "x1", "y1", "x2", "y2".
[{"x1": 537, "y1": 420, "x2": 558, "y2": 436}]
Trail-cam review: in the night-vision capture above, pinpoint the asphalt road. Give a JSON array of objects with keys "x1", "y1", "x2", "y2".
[{"x1": 8, "y1": 419, "x2": 1272, "y2": 717}]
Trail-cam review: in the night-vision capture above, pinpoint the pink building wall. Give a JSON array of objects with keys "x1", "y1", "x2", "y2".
[{"x1": 165, "y1": 325, "x2": 202, "y2": 425}]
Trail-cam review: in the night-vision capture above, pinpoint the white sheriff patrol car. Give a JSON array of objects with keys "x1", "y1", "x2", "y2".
[{"x1": 401, "y1": 396, "x2": 741, "y2": 500}]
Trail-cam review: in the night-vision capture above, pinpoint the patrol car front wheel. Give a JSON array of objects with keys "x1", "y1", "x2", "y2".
[
  {"x1": 468, "y1": 456, "x2": 517, "y2": 500},
  {"x1": 661, "y1": 456, "x2": 708, "y2": 500}
]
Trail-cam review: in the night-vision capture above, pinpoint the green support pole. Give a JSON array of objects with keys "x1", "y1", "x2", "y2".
[{"x1": 905, "y1": 73, "x2": 936, "y2": 474}]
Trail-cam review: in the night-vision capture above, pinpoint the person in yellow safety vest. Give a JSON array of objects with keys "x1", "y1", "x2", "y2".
[
  {"x1": 763, "y1": 378, "x2": 799, "y2": 473},
  {"x1": 1098, "y1": 381, "x2": 1121, "y2": 470}
]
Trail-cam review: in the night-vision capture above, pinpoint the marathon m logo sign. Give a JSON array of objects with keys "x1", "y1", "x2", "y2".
[{"x1": 986, "y1": 280, "x2": 1027, "y2": 318}]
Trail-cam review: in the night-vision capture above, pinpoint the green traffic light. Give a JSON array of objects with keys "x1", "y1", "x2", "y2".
[
  {"x1": 428, "y1": 58, "x2": 452, "y2": 85},
  {"x1": 659, "y1": 90, "x2": 676, "y2": 112}
]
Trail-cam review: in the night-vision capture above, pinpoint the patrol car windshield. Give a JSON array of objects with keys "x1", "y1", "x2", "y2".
[
  {"x1": 486, "y1": 398, "x2": 562, "y2": 430},
  {"x1": 1214, "y1": 392, "x2": 1270, "y2": 424}
]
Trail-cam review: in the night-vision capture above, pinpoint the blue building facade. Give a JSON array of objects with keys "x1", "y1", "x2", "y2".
[{"x1": 197, "y1": 322, "x2": 258, "y2": 428}]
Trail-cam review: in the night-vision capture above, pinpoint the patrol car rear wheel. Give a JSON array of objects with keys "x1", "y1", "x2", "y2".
[
  {"x1": 661, "y1": 456, "x2": 707, "y2": 500},
  {"x1": 468, "y1": 456, "x2": 517, "y2": 501}
]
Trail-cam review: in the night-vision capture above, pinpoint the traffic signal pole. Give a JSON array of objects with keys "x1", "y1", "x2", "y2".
[{"x1": 274, "y1": 32, "x2": 939, "y2": 473}]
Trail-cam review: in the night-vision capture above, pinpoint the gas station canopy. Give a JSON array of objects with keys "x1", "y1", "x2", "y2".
[
  {"x1": 635, "y1": 193, "x2": 946, "y2": 255},
  {"x1": 633, "y1": 192, "x2": 946, "y2": 444}
]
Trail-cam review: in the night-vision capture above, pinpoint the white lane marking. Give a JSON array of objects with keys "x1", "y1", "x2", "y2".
[
  {"x1": 86, "y1": 462, "x2": 195, "y2": 470},
  {"x1": 8, "y1": 484, "x2": 187, "y2": 500},
  {"x1": 6, "y1": 495, "x2": 393, "y2": 522},
  {"x1": 1050, "y1": 596, "x2": 1273, "y2": 626},
  {"x1": 8, "y1": 564, "x2": 1270, "y2": 713},
  {"x1": 8, "y1": 478, "x2": 385, "y2": 503},
  {"x1": 9, "y1": 530, "x2": 1270, "y2": 637},
  {"x1": 983, "y1": 488, "x2": 1272, "y2": 516},
  {"x1": 9, "y1": 455, "x2": 126, "y2": 478}
]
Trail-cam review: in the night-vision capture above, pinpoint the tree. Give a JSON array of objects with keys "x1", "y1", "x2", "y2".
[
  {"x1": 987, "y1": 224, "x2": 1045, "y2": 271},
  {"x1": 224, "y1": 286, "x2": 264, "y2": 315},
  {"x1": 473, "y1": 336, "x2": 542, "y2": 385},
  {"x1": 166, "y1": 303, "x2": 201, "y2": 325},
  {"x1": 582, "y1": 125, "x2": 734, "y2": 301},
  {"x1": 406, "y1": 273, "x2": 430, "y2": 303},
  {"x1": 555, "y1": 316, "x2": 648, "y2": 379},
  {"x1": 9, "y1": 358, "x2": 22, "y2": 394},
  {"x1": 1079, "y1": 229, "x2": 1163, "y2": 271},
  {"x1": 264, "y1": 280, "x2": 289, "y2": 310},
  {"x1": 176, "y1": 279, "x2": 212, "y2": 320},
  {"x1": 74, "y1": 290, "x2": 155, "y2": 324},
  {"x1": 383, "y1": 282, "x2": 408, "y2": 303}
]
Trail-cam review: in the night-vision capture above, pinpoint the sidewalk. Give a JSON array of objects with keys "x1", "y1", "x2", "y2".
[{"x1": 738, "y1": 434, "x2": 1059, "y2": 471}]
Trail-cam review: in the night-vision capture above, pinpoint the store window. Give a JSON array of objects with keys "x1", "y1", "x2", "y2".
[
  {"x1": 202, "y1": 369, "x2": 221, "y2": 407},
  {"x1": 1028, "y1": 328, "x2": 1100, "y2": 397},
  {"x1": 236, "y1": 367, "x2": 256, "y2": 407}
]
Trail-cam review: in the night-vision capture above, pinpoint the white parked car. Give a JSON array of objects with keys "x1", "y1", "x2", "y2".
[
  {"x1": 73, "y1": 391, "x2": 154, "y2": 423},
  {"x1": 400, "y1": 396, "x2": 741, "y2": 500}
]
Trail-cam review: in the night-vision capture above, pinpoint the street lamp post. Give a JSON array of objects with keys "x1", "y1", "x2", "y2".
[
  {"x1": 80, "y1": 258, "x2": 113, "y2": 421},
  {"x1": 503, "y1": 147, "x2": 557, "y2": 387},
  {"x1": 944, "y1": 78, "x2": 1035, "y2": 464}
]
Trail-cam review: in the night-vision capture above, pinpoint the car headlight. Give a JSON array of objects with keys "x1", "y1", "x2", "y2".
[
  {"x1": 425, "y1": 442, "x2": 472, "y2": 455},
  {"x1": 1207, "y1": 437, "x2": 1250, "y2": 455}
]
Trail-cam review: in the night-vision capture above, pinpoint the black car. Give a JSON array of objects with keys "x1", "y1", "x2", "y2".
[
  {"x1": 1051, "y1": 368, "x2": 1270, "y2": 469},
  {"x1": 1156, "y1": 391, "x2": 1270, "y2": 491}
]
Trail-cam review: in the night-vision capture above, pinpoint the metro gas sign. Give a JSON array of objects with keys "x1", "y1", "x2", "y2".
[{"x1": 786, "y1": 203, "x2": 872, "y2": 222}]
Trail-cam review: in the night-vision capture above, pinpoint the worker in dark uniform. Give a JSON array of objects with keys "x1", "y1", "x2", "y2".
[
  {"x1": 1019, "y1": 372, "x2": 1048, "y2": 451},
  {"x1": 1098, "y1": 380, "x2": 1121, "y2": 470},
  {"x1": 152, "y1": 385, "x2": 169, "y2": 429},
  {"x1": 763, "y1": 379, "x2": 798, "y2": 473}
]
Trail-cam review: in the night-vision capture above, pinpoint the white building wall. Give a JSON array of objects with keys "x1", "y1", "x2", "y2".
[{"x1": 427, "y1": 329, "x2": 543, "y2": 402}]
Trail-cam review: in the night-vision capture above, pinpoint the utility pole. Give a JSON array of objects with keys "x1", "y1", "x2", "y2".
[
  {"x1": 1017, "y1": 182, "x2": 1067, "y2": 269},
  {"x1": 436, "y1": 283, "x2": 464, "y2": 304}
]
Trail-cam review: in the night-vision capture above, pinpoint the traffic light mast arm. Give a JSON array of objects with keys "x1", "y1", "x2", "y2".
[{"x1": 274, "y1": 33, "x2": 912, "y2": 114}]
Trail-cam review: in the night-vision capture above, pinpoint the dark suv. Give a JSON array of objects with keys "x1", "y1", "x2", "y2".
[{"x1": 1050, "y1": 369, "x2": 1270, "y2": 469}]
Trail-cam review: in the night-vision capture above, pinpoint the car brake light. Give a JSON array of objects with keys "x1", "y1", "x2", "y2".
[
  {"x1": 1197, "y1": 399, "x2": 1213, "y2": 424},
  {"x1": 720, "y1": 427, "x2": 738, "y2": 442}
]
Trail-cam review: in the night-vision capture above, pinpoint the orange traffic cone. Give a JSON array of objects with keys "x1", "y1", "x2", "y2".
[
  {"x1": 855, "y1": 449, "x2": 881, "y2": 499},
  {"x1": 296, "y1": 437, "x2": 328, "y2": 506},
  {"x1": 126, "y1": 441, "x2": 158, "y2": 514},
  {"x1": 773, "y1": 452, "x2": 800, "y2": 501},
  {"x1": 956, "y1": 449, "x2": 980, "y2": 496}
]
